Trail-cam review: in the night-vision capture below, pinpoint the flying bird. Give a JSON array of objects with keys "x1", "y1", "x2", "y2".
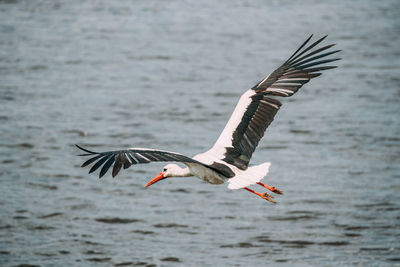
[{"x1": 76, "y1": 35, "x2": 340, "y2": 203}]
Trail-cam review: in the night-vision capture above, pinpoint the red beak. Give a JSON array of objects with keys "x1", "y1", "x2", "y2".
[{"x1": 144, "y1": 172, "x2": 165, "y2": 187}]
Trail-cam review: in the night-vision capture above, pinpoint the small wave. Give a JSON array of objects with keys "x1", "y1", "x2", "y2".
[
  {"x1": 131, "y1": 230, "x2": 155, "y2": 235},
  {"x1": 29, "y1": 64, "x2": 47, "y2": 71},
  {"x1": 161, "y1": 257, "x2": 181, "y2": 262},
  {"x1": 95, "y1": 217, "x2": 144, "y2": 224},
  {"x1": 319, "y1": 241, "x2": 349, "y2": 246},
  {"x1": 86, "y1": 257, "x2": 111, "y2": 262},
  {"x1": 18, "y1": 143, "x2": 34, "y2": 149},
  {"x1": 35, "y1": 252, "x2": 57, "y2": 257},
  {"x1": 28, "y1": 225, "x2": 56, "y2": 231},
  {"x1": 290, "y1": 129, "x2": 312, "y2": 134},
  {"x1": 14, "y1": 264, "x2": 41, "y2": 267},
  {"x1": 26, "y1": 182, "x2": 57, "y2": 190},
  {"x1": 256, "y1": 237, "x2": 315, "y2": 247},
  {"x1": 38, "y1": 212, "x2": 63, "y2": 219},
  {"x1": 13, "y1": 216, "x2": 28, "y2": 220},
  {"x1": 70, "y1": 203, "x2": 92, "y2": 210},
  {"x1": 178, "y1": 230, "x2": 198, "y2": 235},
  {"x1": 345, "y1": 226, "x2": 370, "y2": 231},
  {"x1": 2, "y1": 159, "x2": 14, "y2": 164},
  {"x1": 62, "y1": 129, "x2": 86, "y2": 137},
  {"x1": 169, "y1": 188, "x2": 191, "y2": 193},
  {"x1": 114, "y1": 262, "x2": 137, "y2": 266},
  {"x1": 261, "y1": 145, "x2": 288, "y2": 150},
  {"x1": 84, "y1": 250, "x2": 104, "y2": 255},
  {"x1": 345, "y1": 233, "x2": 361, "y2": 237},
  {"x1": 153, "y1": 223, "x2": 188, "y2": 228},
  {"x1": 360, "y1": 247, "x2": 390, "y2": 251},
  {"x1": 220, "y1": 242, "x2": 260, "y2": 248},
  {"x1": 270, "y1": 215, "x2": 317, "y2": 221},
  {"x1": 83, "y1": 240, "x2": 103, "y2": 246}
]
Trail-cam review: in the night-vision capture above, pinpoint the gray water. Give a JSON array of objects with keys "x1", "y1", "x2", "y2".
[{"x1": 1, "y1": 0, "x2": 399, "y2": 266}]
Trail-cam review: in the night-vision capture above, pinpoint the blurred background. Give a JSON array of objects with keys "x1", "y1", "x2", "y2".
[{"x1": 1, "y1": 0, "x2": 399, "y2": 266}]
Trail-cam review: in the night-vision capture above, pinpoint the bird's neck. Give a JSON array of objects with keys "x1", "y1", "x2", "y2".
[{"x1": 173, "y1": 167, "x2": 192, "y2": 177}]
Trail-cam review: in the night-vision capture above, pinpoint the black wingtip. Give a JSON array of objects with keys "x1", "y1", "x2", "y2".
[
  {"x1": 286, "y1": 34, "x2": 314, "y2": 63},
  {"x1": 316, "y1": 35, "x2": 328, "y2": 45},
  {"x1": 80, "y1": 154, "x2": 103, "y2": 168},
  {"x1": 75, "y1": 144, "x2": 99, "y2": 155}
]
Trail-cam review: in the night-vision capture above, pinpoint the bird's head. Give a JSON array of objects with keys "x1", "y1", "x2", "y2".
[{"x1": 144, "y1": 164, "x2": 180, "y2": 187}]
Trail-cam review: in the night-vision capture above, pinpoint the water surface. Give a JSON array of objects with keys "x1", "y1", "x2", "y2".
[{"x1": 1, "y1": 0, "x2": 399, "y2": 266}]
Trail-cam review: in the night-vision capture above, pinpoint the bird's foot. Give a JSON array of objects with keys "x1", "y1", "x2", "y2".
[
  {"x1": 269, "y1": 187, "x2": 283, "y2": 195},
  {"x1": 260, "y1": 192, "x2": 276, "y2": 204},
  {"x1": 257, "y1": 182, "x2": 283, "y2": 195},
  {"x1": 243, "y1": 187, "x2": 277, "y2": 204}
]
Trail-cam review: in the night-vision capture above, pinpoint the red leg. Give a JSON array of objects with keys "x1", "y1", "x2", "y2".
[
  {"x1": 257, "y1": 182, "x2": 283, "y2": 195},
  {"x1": 243, "y1": 187, "x2": 276, "y2": 203}
]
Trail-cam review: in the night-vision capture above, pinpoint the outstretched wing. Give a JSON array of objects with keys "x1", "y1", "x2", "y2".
[
  {"x1": 209, "y1": 35, "x2": 340, "y2": 170},
  {"x1": 76, "y1": 144, "x2": 199, "y2": 178},
  {"x1": 252, "y1": 34, "x2": 340, "y2": 95}
]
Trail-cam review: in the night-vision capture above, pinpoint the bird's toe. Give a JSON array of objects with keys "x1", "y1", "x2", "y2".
[
  {"x1": 271, "y1": 187, "x2": 283, "y2": 195},
  {"x1": 261, "y1": 193, "x2": 276, "y2": 203}
]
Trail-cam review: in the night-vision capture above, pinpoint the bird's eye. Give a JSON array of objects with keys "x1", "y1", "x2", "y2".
[{"x1": 163, "y1": 168, "x2": 167, "y2": 172}]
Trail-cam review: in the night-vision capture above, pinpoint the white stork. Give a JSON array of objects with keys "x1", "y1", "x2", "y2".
[{"x1": 76, "y1": 35, "x2": 340, "y2": 203}]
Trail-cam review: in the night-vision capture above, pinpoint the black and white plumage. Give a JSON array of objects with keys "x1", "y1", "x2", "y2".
[
  {"x1": 77, "y1": 35, "x2": 340, "y2": 201},
  {"x1": 76, "y1": 145, "x2": 235, "y2": 179}
]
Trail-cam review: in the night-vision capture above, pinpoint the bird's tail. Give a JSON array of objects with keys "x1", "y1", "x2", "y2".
[{"x1": 227, "y1": 162, "x2": 271, "y2": 190}]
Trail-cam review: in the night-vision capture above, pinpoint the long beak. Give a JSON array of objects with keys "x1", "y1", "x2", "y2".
[{"x1": 144, "y1": 172, "x2": 165, "y2": 187}]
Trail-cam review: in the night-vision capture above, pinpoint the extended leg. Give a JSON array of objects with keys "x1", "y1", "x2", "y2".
[
  {"x1": 243, "y1": 187, "x2": 276, "y2": 203},
  {"x1": 257, "y1": 182, "x2": 283, "y2": 195}
]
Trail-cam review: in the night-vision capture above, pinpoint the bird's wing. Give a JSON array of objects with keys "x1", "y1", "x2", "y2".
[
  {"x1": 76, "y1": 145, "x2": 234, "y2": 178},
  {"x1": 209, "y1": 35, "x2": 340, "y2": 170},
  {"x1": 76, "y1": 145, "x2": 200, "y2": 178}
]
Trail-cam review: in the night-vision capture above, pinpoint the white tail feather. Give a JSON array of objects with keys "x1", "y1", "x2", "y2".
[{"x1": 227, "y1": 162, "x2": 271, "y2": 190}]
